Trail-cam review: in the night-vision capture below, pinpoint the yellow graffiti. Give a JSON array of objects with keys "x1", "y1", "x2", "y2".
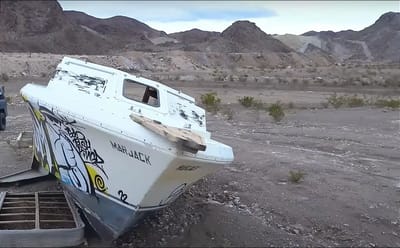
[
  {"x1": 21, "y1": 94, "x2": 28, "y2": 102},
  {"x1": 53, "y1": 163, "x2": 61, "y2": 179},
  {"x1": 33, "y1": 109, "x2": 44, "y2": 121},
  {"x1": 86, "y1": 164, "x2": 107, "y2": 192}
]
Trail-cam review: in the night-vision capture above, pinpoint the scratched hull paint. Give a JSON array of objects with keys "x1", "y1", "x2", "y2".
[{"x1": 20, "y1": 57, "x2": 234, "y2": 239}]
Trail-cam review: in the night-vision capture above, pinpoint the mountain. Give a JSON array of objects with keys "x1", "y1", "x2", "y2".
[
  {"x1": 278, "y1": 12, "x2": 400, "y2": 63},
  {"x1": 174, "y1": 21, "x2": 294, "y2": 53},
  {"x1": 219, "y1": 21, "x2": 292, "y2": 53},
  {"x1": 64, "y1": 11, "x2": 176, "y2": 48},
  {"x1": 0, "y1": 0, "x2": 113, "y2": 54},
  {"x1": 351, "y1": 12, "x2": 400, "y2": 62},
  {"x1": 0, "y1": 0, "x2": 397, "y2": 64},
  {"x1": 169, "y1": 28, "x2": 219, "y2": 45},
  {"x1": 0, "y1": 0, "x2": 174, "y2": 54}
]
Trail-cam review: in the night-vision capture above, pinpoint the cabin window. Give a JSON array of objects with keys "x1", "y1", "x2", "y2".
[{"x1": 123, "y1": 79, "x2": 159, "y2": 107}]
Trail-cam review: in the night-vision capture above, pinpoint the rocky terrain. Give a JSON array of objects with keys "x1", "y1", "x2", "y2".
[
  {"x1": 1, "y1": 1, "x2": 399, "y2": 65},
  {"x1": 0, "y1": 77, "x2": 399, "y2": 247},
  {"x1": 1, "y1": 53, "x2": 399, "y2": 91},
  {"x1": 0, "y1": 1, "x2": 399, "y2": 247},
  {"x1": 275, "y1": 12, "x2": 400, "y2": 63}
]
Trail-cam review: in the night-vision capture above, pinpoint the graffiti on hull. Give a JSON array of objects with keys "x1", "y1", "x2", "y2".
[{"x1": 27, "y1": 101, "x2": 108, "y2": 195}]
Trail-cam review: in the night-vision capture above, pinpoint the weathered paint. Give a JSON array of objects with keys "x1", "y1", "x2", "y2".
[{"x1": 20, "y1": 57, "x2": 234, "y2": 239}]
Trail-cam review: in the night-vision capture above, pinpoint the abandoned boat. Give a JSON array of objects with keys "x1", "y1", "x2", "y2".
[{"x1": 19, "y1": 57, "x2": 234, "y2": 239}]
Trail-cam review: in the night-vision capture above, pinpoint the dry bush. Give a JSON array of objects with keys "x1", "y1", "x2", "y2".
[
  {"x1": 288, "y1": 170, "x2": 305, "y2": 183},
  {"x1": 201, "y1": 92, "x2": 221, "y2": 113},
  {"x1": 268, "y1": 102, "x2": 285, "y2": 122}
]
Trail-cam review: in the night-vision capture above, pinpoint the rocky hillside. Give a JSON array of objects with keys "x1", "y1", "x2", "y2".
[
  {"x1": 220, "y1": 21, "x2": 292, "y2": 53},
  {"x1": 64, "y1": 11, "x2": 176, "y2": 49},
  {"x1": 169, "y1": 28, "x2": 219, "y2": 45},
  {"x1": 275, "y1": 12, "x2": 400, "y2": 63},
  {"x1": 0, "y1": 0, "x2": 114, "y2": 54},
  {"x1": 0, "y1": 0, "x2": 397, "y2": 65},
  {"x1": 0, "y1": 0, "x2": 172, "y2": 54},
  {"x1": 171, "y1": 21, "x2": 293, "y2": 53}
]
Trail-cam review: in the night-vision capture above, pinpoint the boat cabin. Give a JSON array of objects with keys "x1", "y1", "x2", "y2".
[{"x1": 48, "y1": 57, "x2": 207, "y2": 134}]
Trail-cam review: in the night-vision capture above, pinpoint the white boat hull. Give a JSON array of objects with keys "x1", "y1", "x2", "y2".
[
  {"x1": 19, "y1": 57, "x2": 234, "y2": 239},
  {"x1": 22, "y1": 89, "x2": 230, "y2": 238}
]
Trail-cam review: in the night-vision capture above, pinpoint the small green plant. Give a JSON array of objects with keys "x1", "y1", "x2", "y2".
[
  {"x1": 375, "y1": 99, "x2": 400, "y2": 109},
  {"x1": 288, "y1": 170, "x2": 305, "y2": 183},
  {"x1": 238, "y1": 96, "x2": 265, "y2": 110},
  {"x1": 238, "y1": 96, "x2": 255, "y2": 108},
  {"x1": 201, "y1": 92, "x2": 221, "y2": 113},
  {"x1": 268, "y1": 102, "x2": 285, "y2": 122},
  {"x1": 327, "y1": 93, "x2": 346, "y2": 109},
  {"x1": 5, "y1": 96, "x2": 12, "y2": 103},
  {"x1": 346, "y1": 94, "x2": 365, "y2": 107}
]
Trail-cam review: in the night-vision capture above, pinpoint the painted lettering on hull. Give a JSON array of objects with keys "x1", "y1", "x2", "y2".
[{"x1": 110, "y1": 141, "x2": 151, "y2": 165}]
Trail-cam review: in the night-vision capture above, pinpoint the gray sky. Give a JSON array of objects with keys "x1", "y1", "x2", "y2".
[{"x1": 59, "y1": 1, "x2": 400, "y2": 35}]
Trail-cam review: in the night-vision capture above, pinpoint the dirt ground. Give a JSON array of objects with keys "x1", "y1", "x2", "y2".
[{"x1": 0, "y1": 78, "x2": 399, "y2": 247}]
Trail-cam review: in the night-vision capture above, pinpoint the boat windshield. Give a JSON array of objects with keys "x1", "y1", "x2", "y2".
[{"x1": 123, "y1": 79, "x2": 159, "y2": 107}]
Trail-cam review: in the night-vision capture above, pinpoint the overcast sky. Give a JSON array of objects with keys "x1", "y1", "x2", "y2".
[{"x1": 59, "y1": 1, "x2": 399, "y2": 35}]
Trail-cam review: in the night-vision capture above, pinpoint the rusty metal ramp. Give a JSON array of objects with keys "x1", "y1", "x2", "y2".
[{"x1": 0, "y1": 191, "x2": 85, "y2": 247}]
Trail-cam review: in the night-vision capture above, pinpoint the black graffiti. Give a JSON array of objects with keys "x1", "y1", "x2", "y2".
[
  {"x1": 191, "y1": 110, "x2": 204, "y2": 126},
  {"x1": 65, "y1": 127, "x2": 104, "y2": 165},
  {"x1": 110, "y1": 141, "x2": 151, "y2": 165},
  {"x1": 118, "y1": 190, "x2": 128, "y2": 203},
  {"x1": 37, "y1": 105, "x2": 108, "y2": 183},
  {"x1": 32, "y1": 105, "x2": 95, "y2": 195},
  {"x1": 39, "y1": 106, "x2": 104, "y2": 166}
]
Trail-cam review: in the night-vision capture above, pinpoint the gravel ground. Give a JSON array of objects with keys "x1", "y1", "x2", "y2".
[{"x1": 0, "y1": 79, "x2": 399, "y2": 247}]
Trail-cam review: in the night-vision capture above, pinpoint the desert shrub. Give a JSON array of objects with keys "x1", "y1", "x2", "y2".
[
  {"x1": 375, "y1": 99, "x2": 400, "y2": 109},
  {"x1": 327, "y1": 93, "x2": 346, "y2": 109},
  {"x1": 201, "y1": 92, "x2": 221, "y2": 113},
  {"x1": 238, "y1": 96, "x2": 265, "y2": 110},
  {"x1": 268, "y1": 102, "x2": 285, "y2": 122},
  {"x1": 5, "y1": 96, "x2": 12, "y2": 103},
  {"x1": 288, "y1": 170, "x2": 305, "y2": 183},
  {"x1": 1, "y1": 73, "x2": 9, "y2": 82},
  {"x1": 238, "y1": 96, "x2": 255, "y2": 108},
  {"x1": 327, "y1": 93, "x2": 367, "y2": 108},
  {"x1": 214, "y1": 72, "x2": 227, "y2": 82},
  {"x1": 346, "y1": 95, "x2": 365, "y2": 107}
]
